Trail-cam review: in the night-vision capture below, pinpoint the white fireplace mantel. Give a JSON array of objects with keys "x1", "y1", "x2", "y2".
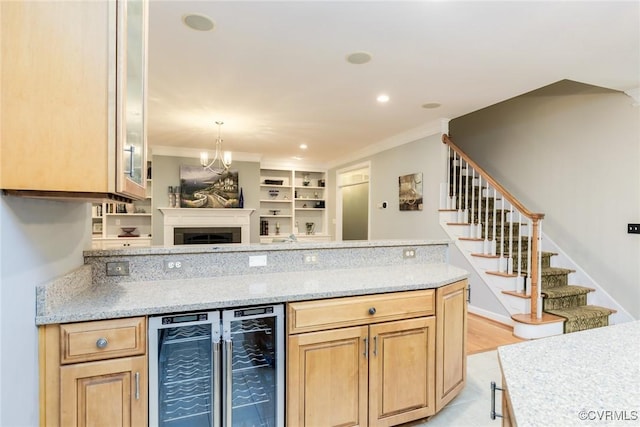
[{"x1": 159, "y1": 208, "x2": 254, "y2": 246}]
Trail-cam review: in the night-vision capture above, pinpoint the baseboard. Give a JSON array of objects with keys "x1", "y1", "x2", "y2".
[{"x1": 468, "y1": 305, "x2": 514, "y2": 327}]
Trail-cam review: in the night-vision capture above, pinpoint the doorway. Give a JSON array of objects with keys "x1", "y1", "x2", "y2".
[{"x1": 336, "y1": 163, "x2": 370, "y2": 241}]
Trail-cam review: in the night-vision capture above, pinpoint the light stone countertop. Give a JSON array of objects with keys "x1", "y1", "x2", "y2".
[
  {"x1": 498, "y1": 320, "x2": 640, "y2": 427},
  {"x1": 36, "y1": 262, "x2": 468, "y2": 325}
]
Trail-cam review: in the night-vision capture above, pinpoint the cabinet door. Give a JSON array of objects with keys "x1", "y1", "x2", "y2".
[
  {"x1": 116, "y1": 0, "x2": 148, "y2": 199},
  {"x1": 368, "y1": 317, "x2": 436, "y2": 427},
  {"x1": 60, "y1": 355, "x2": 147, "y2": 427},
  {"x1": 288, "y1": 326, "x2": 369, "y2": 427},
  {"x1": 435, "y1": 280, "x2": 468, "y2": 411}
]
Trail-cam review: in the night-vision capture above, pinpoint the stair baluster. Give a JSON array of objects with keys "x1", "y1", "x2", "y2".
[
  {"x1": 446, "y1": 146, "x2": 452, "y2": 209},
  {"x1": 476, "y1": 175, "x2": 483, "y2": 239},
  {"x1": 464, "y1": 160, "x2": 470, "y2": 227}
]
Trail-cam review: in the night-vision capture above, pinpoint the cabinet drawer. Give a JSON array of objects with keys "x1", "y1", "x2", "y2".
[
  {"x1": 60, "y1": 317, "x2": 146, "y2": 364},
  {"x1": 288, "y1": 289, "x2": 435, "y2": 334}
]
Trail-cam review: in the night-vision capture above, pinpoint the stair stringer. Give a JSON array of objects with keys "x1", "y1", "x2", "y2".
[{"x1": 541, "y1": 234, "x2": 634, "y2": 325}]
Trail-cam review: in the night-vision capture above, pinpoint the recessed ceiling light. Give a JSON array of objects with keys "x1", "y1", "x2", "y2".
[
  {"x1": 182, "y1": 13, "x2": 216, "y2": 32},
  {"x1": 421, "y1": 102, "x2": 441, "y2": 109},
  {"x1": 299, "y1": 144, "x2": 308, "y2": 150},
  {"x1": 346, "y1": 51, "x2": 372, "y2": 65},
  {"x1": 377, "y1": 94, "x2": 390, "y2": 103}
]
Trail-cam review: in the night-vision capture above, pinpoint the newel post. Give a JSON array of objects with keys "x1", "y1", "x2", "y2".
[{"x1": 530, "y1": 218, "x2": 541, "y2": 319}]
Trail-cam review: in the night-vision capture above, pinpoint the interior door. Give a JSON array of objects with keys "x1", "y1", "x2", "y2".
[{"x1": 342, "y1": 182, "x2": 369, "y2": 240}]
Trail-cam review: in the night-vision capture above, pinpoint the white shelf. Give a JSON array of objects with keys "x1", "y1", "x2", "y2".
[
  {"x1": 91, "y1": 167, "x2": 153, "y2": 247},
  {"x1": 259, "y1": 167, "x2": 328, "y2": 238}
]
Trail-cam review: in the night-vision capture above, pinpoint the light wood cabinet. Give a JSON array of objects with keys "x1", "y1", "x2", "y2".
[
  {"x1": 288, "y1": 326, "x2": 369, "y2": 427},
  {"x1": 368, "y1": 317, "x2": 436, "y2": 427},
  {"x1": 1, "y1": 0, "x2": 148, "y2": 202},
  {"x1": 287, "y1": 289, "x2": 442, "y2": 427},
  {"x1": 39, "y1": 317, "x2": 148, "y2": 427},
  {"x1": 60, "y1": 356, "x2": 147, "y2": 427},
  {"x1": 435, "y1": 280, "x2": 468, "y2": 411}
]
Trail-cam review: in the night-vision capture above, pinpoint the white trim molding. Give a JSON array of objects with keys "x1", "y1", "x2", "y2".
[{"x1": 159, "y1": 208, "x2": 254, "y2": 246}]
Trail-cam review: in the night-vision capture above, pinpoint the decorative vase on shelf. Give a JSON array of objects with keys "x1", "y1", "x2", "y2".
[{"x1": 239, "y1": 187, "x2": 244, "y2": 208}]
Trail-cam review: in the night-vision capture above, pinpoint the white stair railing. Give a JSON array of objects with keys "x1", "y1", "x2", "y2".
[{"x1": 443, "y1": 134, "x2": 545, "y2": 319}]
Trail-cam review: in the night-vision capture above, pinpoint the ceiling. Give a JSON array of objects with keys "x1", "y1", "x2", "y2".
[{"x1": 147, "y1": 1, "x2": 640, "y2": 168}]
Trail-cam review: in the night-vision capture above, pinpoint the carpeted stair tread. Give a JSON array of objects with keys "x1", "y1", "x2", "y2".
[
  {"x1": 541, "y1": 285, "x2": 593, "y2": 299},
  {"x1": 545, "y1": 305, "x2": 614, "y2": 333}
]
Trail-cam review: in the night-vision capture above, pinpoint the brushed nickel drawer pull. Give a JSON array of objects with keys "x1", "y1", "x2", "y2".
[
  {"x1": 363, "y1": 337, "x2": 368, "y2": 358},
  {"x1": 96, "y1": 337, "x2": 108, "y2": 349},
  {"x1": 368, "y1": 307, "x2": 376, "y2": 315},
  {"x1": 134, "y1": 372, "x2": 140, "y2": 400}
]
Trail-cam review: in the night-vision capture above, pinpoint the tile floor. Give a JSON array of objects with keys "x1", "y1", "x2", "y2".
[{"x1": 404, "y1": 350, "x2": 504, "y2": 427}]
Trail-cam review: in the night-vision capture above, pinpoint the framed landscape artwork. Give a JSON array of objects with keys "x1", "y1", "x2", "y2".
[
  {"x1": 179, "y1": 165, "x2": 240, "y2": 208},
  {"x1": 399, "y1": 172, "x2": 423, "y2": 211}
]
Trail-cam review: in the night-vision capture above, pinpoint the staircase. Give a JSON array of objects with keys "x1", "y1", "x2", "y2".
[{"x1": 440, "y1": 134, "x2": 615, "y2": 338}]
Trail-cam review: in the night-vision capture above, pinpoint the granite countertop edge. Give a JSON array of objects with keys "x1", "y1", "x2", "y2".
[
  {"x1": 498, "y1": 320, "x2": 640, "y2": 427},
  {"x1": 37, "y1": 263, "x2": 469, "y2": 325},
  {"x1": 83, "y1": 239, "x2": 452, "y2": 257}
]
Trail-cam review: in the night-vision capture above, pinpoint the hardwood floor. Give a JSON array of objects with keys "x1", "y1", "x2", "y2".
[{"x1": 467, "y1": 313, "x2": 525, "y2": 355}]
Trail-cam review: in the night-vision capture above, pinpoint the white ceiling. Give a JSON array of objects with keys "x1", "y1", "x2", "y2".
[{"x1": 147, "y1": 1, "x2": 640, "y2": 168}]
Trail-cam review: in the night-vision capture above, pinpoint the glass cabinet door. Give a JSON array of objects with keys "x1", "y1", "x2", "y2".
[{"x1": 117, "y1": 0, "x2": 147, "y2": 199}]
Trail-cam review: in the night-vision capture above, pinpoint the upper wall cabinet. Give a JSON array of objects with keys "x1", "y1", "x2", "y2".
[{"x1": 0, "y1": 0, "x2": 149, "y2": 202}]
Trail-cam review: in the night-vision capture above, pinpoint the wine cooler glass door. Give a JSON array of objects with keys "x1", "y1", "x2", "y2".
[
  {"x1": 149, "y1": 312, "x2": 221, "y2": 427},
  {"x1": 222, "y1": 305, "x2": 284, "y2": 427}
]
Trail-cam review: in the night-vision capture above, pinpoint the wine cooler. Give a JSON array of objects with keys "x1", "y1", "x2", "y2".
[{"x1": 149, "y1": 305, "x2": 284, "y2": 427}]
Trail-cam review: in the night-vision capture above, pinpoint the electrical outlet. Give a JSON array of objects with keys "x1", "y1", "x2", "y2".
[
  {"x1": 304, "y1": 254, "x2": 318, "y2": 264},
  {"x1": 628, "y1": 224, "x2": 640, "y2": 234},
  {"x1": 403, "y1": 248, "x2": 416, "y2": 259},
  {"x1": 249, "y1": 255, "x2": 267, "y2": 267},
  {"x1": 164, "y1": 260, "x2": 183, "y2": 271},
  {"x1": 106, "y1": 261, "x2": 130, "y2": 276}
]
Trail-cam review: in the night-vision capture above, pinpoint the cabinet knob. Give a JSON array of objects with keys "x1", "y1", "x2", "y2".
[
  {"x1": 368, "y1": 307, "x2": 376, "y2": 315},
  {"x1": 96, "y1": 337, "x2": 109, "y2": 349}
]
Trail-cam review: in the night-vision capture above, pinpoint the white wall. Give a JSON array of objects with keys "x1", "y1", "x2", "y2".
[
  {"x1": 329, "y1": 133, "x2": 448, "y2": 241},
  {"x1": 450, "y1": 80, "x2": 640, "y2": 319},
  {"x1": 0, "y1": 195, "x2": 91, "y2": 426}
]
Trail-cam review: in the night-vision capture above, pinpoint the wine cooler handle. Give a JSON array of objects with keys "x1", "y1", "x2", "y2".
[
  {"x1": 225, "y1": 339, "x2": 233, "y2": 427},
  {"x1": 213, "y1": 341, "x2": 221, "y2": 427},
  {"x1": 134, "y1": 372, "x2": 140, "y2": 400}
]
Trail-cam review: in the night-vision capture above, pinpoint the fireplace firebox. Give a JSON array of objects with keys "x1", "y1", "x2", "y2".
[{"x1": 174, "y1": 227, "x2": 241, "y2": 245}]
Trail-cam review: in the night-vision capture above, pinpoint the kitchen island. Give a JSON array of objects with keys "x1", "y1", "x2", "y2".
[
  {"x1": 498, "y1": 320, "x2": 640, "y2": 427},
  {"x1": 37, "y1": 240, "x2": 470, "y2": 427}
]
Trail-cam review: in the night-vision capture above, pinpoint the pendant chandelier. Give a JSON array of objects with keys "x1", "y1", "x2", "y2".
[{"x1": 200, "y1": 121, "x2": 232, "y2": 172}]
